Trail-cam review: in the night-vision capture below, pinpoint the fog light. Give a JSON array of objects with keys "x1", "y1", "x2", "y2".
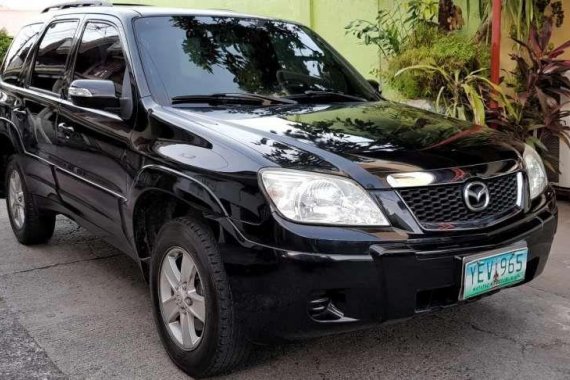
[
  {"x1": 308, "y1": 296, "x2": 331, "y2": 317},
  {"x1": 308, "y1": 293, "x2": 344, "y2": 321}
]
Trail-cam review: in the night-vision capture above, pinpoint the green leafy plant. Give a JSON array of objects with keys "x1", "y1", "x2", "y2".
[
  {"x1": 407, "y1": 0, "x2": 439, "y2": 24},
  {"x1": 386, "y1": 25, "x2": 490, "y2": 100},
  {"x1": 474, "y1": 0, "x2": 564, "y2": 43},
  {"x1": 345, "y1": 8, "x2": 411, "y2": 60},
  {"x1": 345, "y1": 0, "x2": 441, "y2": 61},
  {"x1": 346, "y1": 1, "x2": 489, "y2": 101},
  {"x1": 488, "y1": 17, "x2": 570, "y2": 166},
  {"x1": 0, "y1": 29, "x2": 12, "y2": 63},
  {"x1": 396, "y1": 65, "x2": 494, "y2": 124},
  {"x1": 505, "y1": 0, "x2": 564, "y2": 40}
]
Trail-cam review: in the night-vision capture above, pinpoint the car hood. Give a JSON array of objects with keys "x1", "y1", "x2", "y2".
[{"x1": 167, "y1": 101, "x2": 521, "y2": 181}]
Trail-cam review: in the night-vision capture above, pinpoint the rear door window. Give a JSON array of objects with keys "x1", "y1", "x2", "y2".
[
  {"x1": 31, "y1": 20, "x2": 79, "y2": 94},
  {"x1": 1, "y1": 24, "x2": 43, "y2": 86}
]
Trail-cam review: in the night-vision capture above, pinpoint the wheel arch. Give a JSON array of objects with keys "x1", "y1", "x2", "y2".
[
  {"x1": 0, "y1": 124, "x2": 20, "y2": 198},
  {"x1": 0, "y1": 117, "x2": 25, "y2": 153},
  {"x1": 129, "y1": 166, "x2": 229, "y2": 281}
]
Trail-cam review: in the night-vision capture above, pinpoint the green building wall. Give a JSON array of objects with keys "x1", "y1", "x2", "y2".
[{"x1": 119, "y1": 0, "x2": 480, "y2": 79}]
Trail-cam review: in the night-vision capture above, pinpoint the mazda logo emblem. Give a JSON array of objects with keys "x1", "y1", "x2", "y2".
[{"x1": 464, "y1": 181, "x2": 490, "y2": 212}]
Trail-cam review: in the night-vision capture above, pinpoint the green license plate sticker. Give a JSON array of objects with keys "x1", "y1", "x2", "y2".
[{"x1": 462, "y1": 248, "x2": 528, "y2": 300}]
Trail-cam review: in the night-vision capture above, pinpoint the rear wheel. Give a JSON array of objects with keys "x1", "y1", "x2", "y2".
[
  {"x1": 5, "y1": 156, "x2": 55, "y2": 245},
  {"x1": 150, "y1": 217, "x2": 250, "y2": 378}
]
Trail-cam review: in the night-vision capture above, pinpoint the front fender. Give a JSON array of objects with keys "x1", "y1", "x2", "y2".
[{"x1": 130, "y1": 165, "x2": 229, "y2": 217}]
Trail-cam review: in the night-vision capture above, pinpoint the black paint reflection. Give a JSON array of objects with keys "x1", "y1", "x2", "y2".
[
  {"x1": 168, "y1": 101, "x2": 517, "y2": 173},
  {"x1": 134, "y1": 16, "x2": 377, "y2": 101}
]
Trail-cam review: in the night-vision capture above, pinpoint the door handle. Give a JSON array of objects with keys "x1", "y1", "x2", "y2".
[{"x1": 58, "y1": 123, "x2": 75, "y2": 133}]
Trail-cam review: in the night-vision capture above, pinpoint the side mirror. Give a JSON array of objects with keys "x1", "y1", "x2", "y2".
[
  {"x1": 68, "y1": 79, "x2": 120, "y2": 112},
  {"x1": 367, "y1": 79, "x2": 382, "y2": 95}
]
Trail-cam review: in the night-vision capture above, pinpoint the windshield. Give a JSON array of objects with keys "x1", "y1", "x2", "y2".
[{"x1": 134, "y1": 16, "x2": 379, "y2": 104}]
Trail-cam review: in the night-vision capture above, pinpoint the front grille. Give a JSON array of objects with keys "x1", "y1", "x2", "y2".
[{"x1": 397, "y1": 173, "x2": 521, "y2": 230}]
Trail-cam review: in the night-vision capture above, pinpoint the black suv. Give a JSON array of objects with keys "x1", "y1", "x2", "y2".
[{"x1": 0, "y1": 2, "x2": 558, "y2": 378}]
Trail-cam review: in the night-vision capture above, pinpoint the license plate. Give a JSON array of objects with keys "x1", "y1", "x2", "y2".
[{"x1": 461, "y1": 245, "x2": 528, "y2": 300}]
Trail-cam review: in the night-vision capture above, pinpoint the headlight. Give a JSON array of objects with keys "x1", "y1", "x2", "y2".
[
  {"x1": 523, "y1": 145, "x2": 547, "y2": 199},
  {"x1": 259, "y1": 169, "x2": 390, "y2": 226}
]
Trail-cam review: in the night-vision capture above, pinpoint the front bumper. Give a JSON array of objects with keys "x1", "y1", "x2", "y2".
[{"x1": 223, "y1": 200, "x2": 558, "y2": 341}]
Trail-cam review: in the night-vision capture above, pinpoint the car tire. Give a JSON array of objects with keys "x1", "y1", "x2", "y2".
[
  {"x1": 5, "y1": 156, "x2": 56, "y2": 245},
  {"x1": 149, "y1": 217, "x2": 250, "y2": 378}
]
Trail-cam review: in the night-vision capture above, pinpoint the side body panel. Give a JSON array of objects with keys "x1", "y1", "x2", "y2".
[{"x1": 54, "y1": 15, "x2": 136, "y2": 240}]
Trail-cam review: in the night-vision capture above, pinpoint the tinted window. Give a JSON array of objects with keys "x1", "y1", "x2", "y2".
[
  {"x1": 73, "y1": 22, "x2": 126, "y2": 97},
  {"x1": 31, "y1": 20, "x2": 78, "y2": 93},
  {"x1": 134, "y1": 16, "x2": 376, "y2": 102},
  {"x1": 1, "y1": 24, "x2": 43, "y2": 85}
]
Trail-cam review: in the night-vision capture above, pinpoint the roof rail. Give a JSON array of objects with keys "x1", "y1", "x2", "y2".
[
  {"x1": 113, "y1": 3, "x2": 151, "y2": 5},
  {"x1": 41, "y1": 1, "x2": 112, "y2": 13}
]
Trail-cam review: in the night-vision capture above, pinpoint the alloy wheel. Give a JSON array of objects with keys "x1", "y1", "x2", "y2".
[
  {"x1": 159, "y1": 247, "x2": 206, "y2": 350},
  {"x1": 8, "y1": 170, "x2": 25, "y2": 229}
]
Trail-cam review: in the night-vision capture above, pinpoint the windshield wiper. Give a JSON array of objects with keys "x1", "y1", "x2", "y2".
[
  {"x1": 171, "y1": 93, "x2": 297, "y2": 106},
  {"x1": 284, "y1": 90, "x2": 368, "y2": 103}
]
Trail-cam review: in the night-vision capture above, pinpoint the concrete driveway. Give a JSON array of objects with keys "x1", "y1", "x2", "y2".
[{"x1": 0, "y1": 202, "x2": 569, "y2": 380}]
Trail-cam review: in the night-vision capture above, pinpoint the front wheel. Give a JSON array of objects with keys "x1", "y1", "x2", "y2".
[{"x1": 149, "y1": 217, "x2": 250, "y2": 378}]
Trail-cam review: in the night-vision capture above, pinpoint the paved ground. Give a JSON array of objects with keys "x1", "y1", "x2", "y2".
[{"x1": 0, "y1": 202, "x2": 569, "y2": 380}]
